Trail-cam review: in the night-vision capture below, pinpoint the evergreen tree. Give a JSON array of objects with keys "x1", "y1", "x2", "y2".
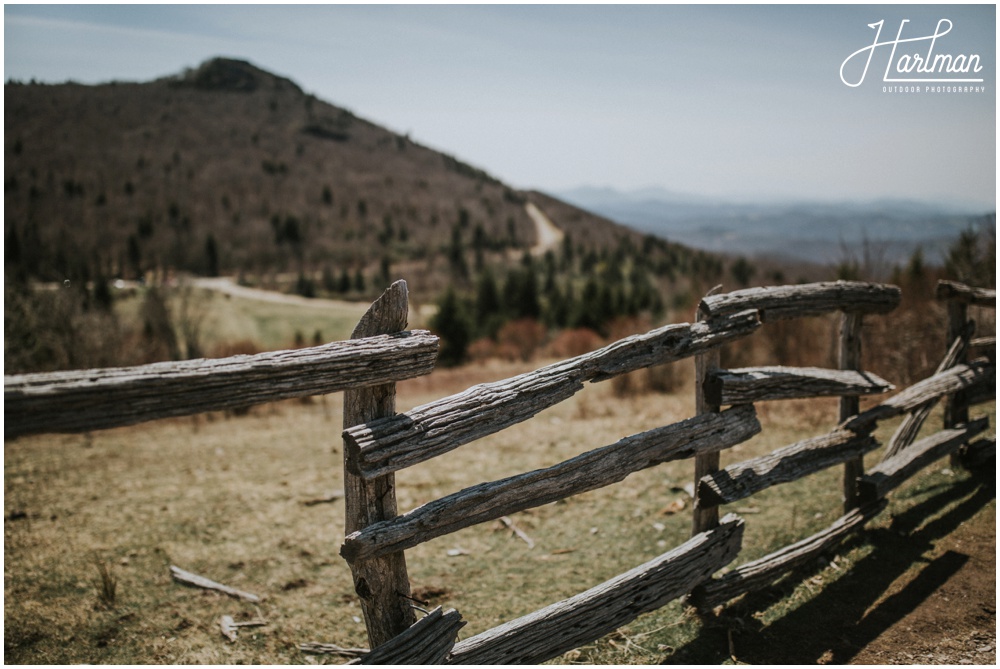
[
  {"x1": 447, "y1": 224, "x2": 468, "y2": 278},
  {"x1": 730, "y1": 256, "x2": 756, "y2": 287},
  {"x1": 574, "y1": 276, "x2": 603, "y2": 332},
  {"x1": 472, "y1": 224, "x2": 487, "y2": 272},
  {"x1": 431, "y1": 287, "x2": 473, "y2": 366},
  {"x1": 560, "y1": 232, "x2": 575, "y2": 271},
  {"x1": 296, "y1": 272, "x2": 316, "y2": 298},
  {"x1": 945, "y1": 224, "x2": 994, "y2": 287},
  {"x1": 322, "y1": 265, "x2": 337, "y2": 293},
  {"x1": 378, "y1": 256, "x2": 392, "y2": 288},
  {"x1": 474, "y1": 267, "x2": 503, "y2": 338},
  {"x1": 502, "y1": 266, "x2": 540, "y2": 320},
  {"x1": 338, "y1": 268, "x2": 352, "y2": 293},
  {"x1": 205, "y1": 233, "x2": 219, "y2": 277},
  {"x1": 127, "y1": 234, "x2": 142, "y2": 279}
]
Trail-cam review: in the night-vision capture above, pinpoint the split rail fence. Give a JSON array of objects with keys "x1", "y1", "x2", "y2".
[{"x1": 4, "y1": 278, "x2": 996, "y2": 664}]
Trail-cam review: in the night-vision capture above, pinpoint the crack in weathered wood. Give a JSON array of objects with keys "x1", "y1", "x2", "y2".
[
  {"x1": 357, "y1": 606, "x2": 466, "y2": 665},
  {"x1": 344, "y1": 309, "x2": 761, "y2": 479},
  {"x1": 341, "y1": 405, "x2": 760, "y2": 564},
  {"x1": 5, "y1": 330, "x2": 438, "y2": 438}
]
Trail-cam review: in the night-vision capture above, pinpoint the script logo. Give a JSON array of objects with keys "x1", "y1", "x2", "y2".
[{"x1": 840, "y1": 19, "x2": 984, "y2": 87}]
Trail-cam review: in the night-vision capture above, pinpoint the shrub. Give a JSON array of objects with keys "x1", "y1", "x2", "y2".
[
  {"x1": 548, "y1": 328, "x2": 604, "y2": 359},
  {"x1": 496, "y1": 318, "x2": 547, "y2": 362},
  {"x1": 208, "y1": 339, "x2": 262, "y2": 358}
]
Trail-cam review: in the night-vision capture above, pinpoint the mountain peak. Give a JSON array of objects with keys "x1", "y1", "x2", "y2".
[{"x1": 169, "y1": 57, "x2": 302, "y2": 94}]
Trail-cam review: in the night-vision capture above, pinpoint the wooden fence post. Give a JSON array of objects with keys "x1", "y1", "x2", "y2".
[
  {"x1": 692, "y1": 303, "x2": 722, "y2": 535},
  {"x1": 840, "y1": 311, "x2": 863, "y2": 512},
  {"x1": 943, "y1": 298, "x2": 971, "y2": 429},
  {"x1": 343, "y1": 280, "x2": 416, "y2": 647},
  {"x1": 943, "y1": 298, "x2": 970, "y2": 465}
]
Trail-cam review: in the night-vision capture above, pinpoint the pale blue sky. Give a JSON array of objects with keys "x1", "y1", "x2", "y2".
[{"x1": 4, "y1": 4, "x2": 996, "y2": 208}]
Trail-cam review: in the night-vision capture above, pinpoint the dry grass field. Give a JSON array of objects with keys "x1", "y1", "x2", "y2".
[{"x1": 4, "y1": 355, "x2": 994, "y2": 664}]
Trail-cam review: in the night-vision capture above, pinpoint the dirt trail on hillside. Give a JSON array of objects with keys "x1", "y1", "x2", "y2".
[
  {"x1": 191, "y1": 276, "x2": 370, "y2": 313},
  {"x1": 526, "y1": 202, "x2": 565, "y2": 255}
]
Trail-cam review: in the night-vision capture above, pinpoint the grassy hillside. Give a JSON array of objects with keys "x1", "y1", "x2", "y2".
[{"x1": 4, "y1": 58, "x2": 538, "y2": 286}]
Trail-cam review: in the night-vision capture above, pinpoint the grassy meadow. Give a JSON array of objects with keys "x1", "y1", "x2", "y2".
[
  {"x1": 113, "y1": 285, "x2": 374, "y2": 356},
  {"x1": 5, "y1": 337, "x2": 995, "y2": 664}
]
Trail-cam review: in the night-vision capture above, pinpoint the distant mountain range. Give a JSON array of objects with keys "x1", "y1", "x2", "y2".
[{"x1": 556, "y1": 186, "x2": 994, "y2": 267}]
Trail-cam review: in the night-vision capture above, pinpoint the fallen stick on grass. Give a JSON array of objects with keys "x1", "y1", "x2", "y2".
[
  {"x1": 220, "y1": 614, "x2": 268, "y2": 642},
  {"x1": 301, "y1": 491, "x2": 344, "y2": 506},
  {"x1": 299, "y1": 642, "x2": 368, "y2": 658},
  {"x1": 170, "y1": 565, "x2": 261, "y2": 603},
  {"x1": 500, "y1": 516, "x2": 535, "y2": 548}
]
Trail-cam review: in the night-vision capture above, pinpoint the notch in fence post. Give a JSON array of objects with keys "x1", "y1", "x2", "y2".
[
  {"x1": 342, "y1": 280, "x2": 416, "y2": 647},
  {"x1": 840, "y1": 311, "x2": 863, "y2": 513},
  {"x1": 692, "y1": 303, "x2": 722, "y2": 535}
]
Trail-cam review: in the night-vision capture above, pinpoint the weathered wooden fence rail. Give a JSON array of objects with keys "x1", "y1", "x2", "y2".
[
  {"x1": 4, "y1": 278, "x2": 995, "y2": 664},
  {"x1": 4, "y1": 327, "x2": 438, "y2": 438}
]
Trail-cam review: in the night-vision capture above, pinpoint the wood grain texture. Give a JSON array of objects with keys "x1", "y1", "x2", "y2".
[
  {"x1": 341, "y1": 405, "x2": 760, "y2": 564},
  {"x1": 689, "y1": 501, "x2": 885, "y2": 611},
  {"x1": 699, "y1": 281, "x2": 900, "y2": 322},
  {"x1": 845, "y1": 360, "x2": 994, "y2": 429},
  {"x1": 5, "y1": 330, "x2": 438, "y2": 438},
  {"x1": 705, "y1": 366, "x2": 893, "y2": 405},
  {"x1": 970, "y1": 336, "x2": 996, "y2": 355},
  {"x1": 446, "y1": 515, "x2": 745, "y2": 665},
  {"x1": 342, "y1": 281, "x2": 417, "y2": 648},
  {"x1": 344, "y1": 309, "x2": 761, "y2": 479},
  {"x1": 358, "y1": 607, "x2": 465, "y2": 665},
  {"x1": 697, "y1": 428, "x2": 878, "y2": 508},
  {"x1": 859, "y1": 418, "x2": 990, "y2": 505},
  {"x1": 936, "y1": 280, "x2": 997, "y2": 306}
]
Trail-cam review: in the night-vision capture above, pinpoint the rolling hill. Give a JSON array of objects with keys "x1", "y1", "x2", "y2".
[{"x1": 4, "y1": 57, "x2": 692, "y2": 302}]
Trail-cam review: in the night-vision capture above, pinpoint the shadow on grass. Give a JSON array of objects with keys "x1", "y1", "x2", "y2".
[{"x1": 667, "y1": 473, "x2": 994, "y2": 664}]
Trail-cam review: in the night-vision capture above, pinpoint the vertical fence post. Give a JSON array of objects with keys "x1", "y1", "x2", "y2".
[
  {"x1": 342, "y1": 280, "x2": 416, "y2": 647},
  {"x1": 692, "y1": 303, "x2": 721, "y2": 535},
  {"x1": 840, "y1": 311, "x2": 864, "y2": 513},
  {"x1": 943, "y1": 298, "x2": 970, "y2": 465}
]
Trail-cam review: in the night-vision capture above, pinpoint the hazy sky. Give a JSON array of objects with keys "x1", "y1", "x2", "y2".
[{"x1": 4, "y1": 4, "x2": 996, "y2": 208}]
